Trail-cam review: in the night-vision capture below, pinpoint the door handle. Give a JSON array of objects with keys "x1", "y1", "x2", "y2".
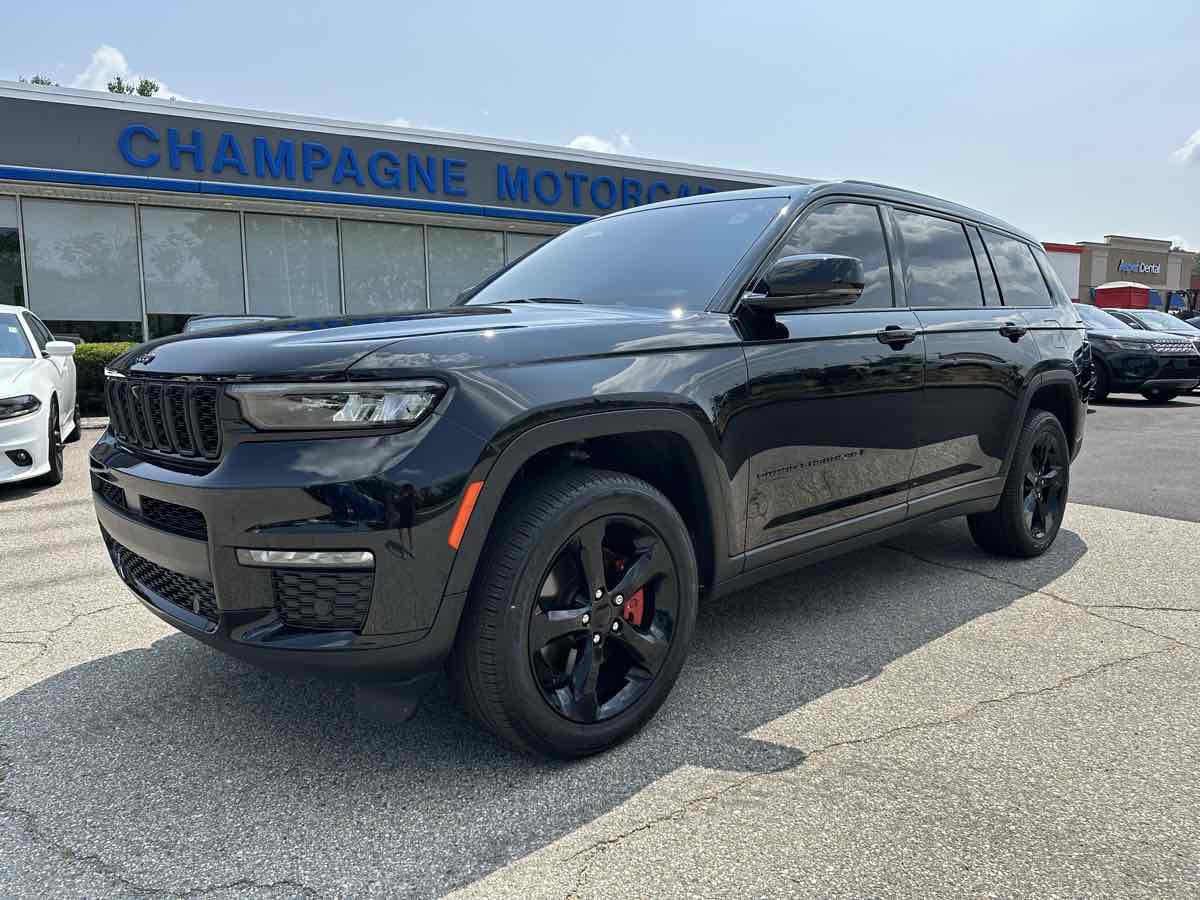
[
  {"x1": 999, "y1": 322, "x2": 1028, "y2": 341},
  {"x1": 876, "y1": 325, "x2": 917, "y2": 348}
]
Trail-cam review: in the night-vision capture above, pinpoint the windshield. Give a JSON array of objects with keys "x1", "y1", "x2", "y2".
[
  {"x1": 463, "y1": 196, "x2": 789, "y2": 310},
  {"x1": 1128, "y1": 310, "x2": 1199, "y2": 332},
  {"x1": 1075, "y1": 304, "x2": 1133, "y2": 330},
  {"x1": 0, "y1": 313, "x2": 33, "y2": 359}
]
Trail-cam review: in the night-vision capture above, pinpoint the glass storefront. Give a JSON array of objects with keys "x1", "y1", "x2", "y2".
[
  {"x1": 0, "y1": 192, "x2": 557, "y2": 341},
  {"x1": 0, "y1": 197, "x2": 21, "y2": 307}
]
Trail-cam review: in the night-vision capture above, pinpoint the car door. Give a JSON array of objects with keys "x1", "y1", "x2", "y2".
[
  {"x1": 891, "y1": 209, "x2": 1043, "y2": 513},
  {"x1": 22, "y1": 312, "x2": 73, "y2": 425},
  {"x1": 738, "y1": 199, "x2": 926, "y2": 564}
]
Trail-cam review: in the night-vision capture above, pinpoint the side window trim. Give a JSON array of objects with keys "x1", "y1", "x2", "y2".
[
  {"x1": 749, "y1": 198, "x2": 897, "y2": 313},
  {"x1": 966, "y1": 225, "x2": 1004, "y2": 306},
  {"x1": 888, "y1": 205, "x2": 985, "y2": 310}
]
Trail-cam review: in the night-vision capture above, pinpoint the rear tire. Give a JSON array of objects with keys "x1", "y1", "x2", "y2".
[
  {"x1": 1141, "y1": 389, "x2": 1177, "y2": 403},
  {"x1": 968, "y1": 410, "x2": 1069, "y2": 558},
  {"x1": 449, "y1": 466, "x2": 698, "y2": 759}
]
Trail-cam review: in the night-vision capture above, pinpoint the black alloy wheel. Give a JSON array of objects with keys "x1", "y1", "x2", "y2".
[
  {"x1": 1021, "y1": 431, "x2": 1066, "y2": 542},
  {"x1": 529, "y1": 515, "x2": 678, "y2": 724},
  {"x1": 450, "y1": 466, "x2": 698, "y2": 758},
  {"x1": 967, "y1": 409, "x2": 1069, "y2": 558},
  {"x1": 1090, "y1": 362, "x2": 1109, "y2": 402}
]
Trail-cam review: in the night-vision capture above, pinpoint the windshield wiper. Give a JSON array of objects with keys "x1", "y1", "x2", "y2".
[{"x1": 492, "y1": 297, "x2": 584, "y2": 305}]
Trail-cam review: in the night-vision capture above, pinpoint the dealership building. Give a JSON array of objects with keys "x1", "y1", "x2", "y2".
[{"x1": 0, "y1": 82, "x2": 789, "y2": 342}]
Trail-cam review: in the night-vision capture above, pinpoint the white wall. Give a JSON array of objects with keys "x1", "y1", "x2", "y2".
[{"x1": 1045, "y1": 250, "x2": 1081, "y2": 301}]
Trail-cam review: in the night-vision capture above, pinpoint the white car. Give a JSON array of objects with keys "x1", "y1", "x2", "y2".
[{"x1": 0, "y1": 304, "x2": 80, "y2": 487}]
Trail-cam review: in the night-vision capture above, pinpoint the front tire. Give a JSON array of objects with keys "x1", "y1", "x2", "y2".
[
  {"x1": 968, "y1": 410, "x2": 1069, "y2": 558},
  {"x1": 449, "y1": 467, "x2": 698, "y2": 758},
  {"x1": 1141, "y1": 389, "x2": 1177, "y2": 403},
  {"x1": 35, "y1": 398, "x2": 64, "y2": 486}
]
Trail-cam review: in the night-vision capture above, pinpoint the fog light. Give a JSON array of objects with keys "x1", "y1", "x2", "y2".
[
  {"x1": 6, "y1": 450, "x2": 32, "y2": 467},
  {"x1": 236, "y1": 549, "x2": 375, "y2": 569}
]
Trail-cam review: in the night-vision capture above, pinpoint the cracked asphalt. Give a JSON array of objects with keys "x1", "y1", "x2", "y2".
[{"x1": 2, "y1": 399, "x2": 1199, "y2": 898}]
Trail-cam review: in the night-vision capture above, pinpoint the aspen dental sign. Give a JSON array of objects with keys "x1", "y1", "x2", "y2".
[{"x1": 1118, "y1": 259, "x2": 1163, "y2": 275}]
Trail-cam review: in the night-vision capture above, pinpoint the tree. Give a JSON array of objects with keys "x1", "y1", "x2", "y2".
[
  {"x1": 18, "y1": 75, "x2": 58, "y2": 86},
  {"x1": 106, "y1": 76, "x2": 159, "y2": 97}
]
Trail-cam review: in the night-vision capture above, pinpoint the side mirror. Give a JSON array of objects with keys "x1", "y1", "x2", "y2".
[
  {"x1": 45, "y1": 340, "x2": 77, "y2": 358},
  {"x1": 743, "y1": 254, "x2": 865, "y2": 313}
]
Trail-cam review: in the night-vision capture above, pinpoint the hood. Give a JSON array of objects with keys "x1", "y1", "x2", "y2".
[
  {"x1": 1084, "y1": 328, "x2": 1160, "y2": 342},
  {"x1": 111, "y1": 304, "x2": 738, "y2": 380},
  {"x1": 0, "y1": 358, "x2": 38, "y2": 388}
]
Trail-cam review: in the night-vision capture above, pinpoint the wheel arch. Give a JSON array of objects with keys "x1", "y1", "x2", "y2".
[
  {"x1": 1001, "y1": 371, "x2": 1084, "y2": 477},
  {"x1": 443, "y1": 409, "x2": 736, "y2": 599}
]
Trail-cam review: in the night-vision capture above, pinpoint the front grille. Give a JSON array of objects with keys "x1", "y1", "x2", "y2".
[
  {"x1": 92, "y1": 475, "x2": 126, "y2": 510},
  {"x1": 106, "y1": 378, "x2": 222, "y2": 461},
  {"x1": 140, "y1": 496, "x2": 208, "y2": 540},
  {"x1": 113, "y1": 542, "x2": 219, "y2": 624},
  {"x1": 273, "y1": 570, "x2": 374, "y2": 632},
  {"x1": 1151, "y1": 340, "x2": 1197, "y2": 355}
]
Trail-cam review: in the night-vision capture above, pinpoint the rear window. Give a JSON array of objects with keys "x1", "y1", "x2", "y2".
[
  {"x1": 893, "y1": 210, "x2": 983, "y2": 308},
  {"x1": 982, "y1": 231, "x2": 1052, "y2": 307}
]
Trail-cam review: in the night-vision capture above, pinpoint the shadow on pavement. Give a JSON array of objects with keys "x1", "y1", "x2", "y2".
[{"x1": 0, "y1": 518, "x2": 1087, "y2": 896}]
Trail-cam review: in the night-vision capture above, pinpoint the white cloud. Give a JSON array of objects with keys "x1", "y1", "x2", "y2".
[
  {"x1": 1166, "y1": 234, "x2": 1194, "y2": 251},
  {"x1": 388, "y1": 117, "x2": 411, "y2": 128},
  {"x1": 1170, "y1": 128, "x2": 1200, "y2": 165},
  {"x1": 70, "y1": 45, "x2": 192, "y2": 102},
  {"x1": 568, "y1": 133, "x2": 634, "y2": 155}
]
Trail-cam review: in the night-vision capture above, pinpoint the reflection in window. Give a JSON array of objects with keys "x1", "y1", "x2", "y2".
[
  {"x1": 505, "y1": 232, "x2": 551, "y2": 263},
  {"x1": 776, "y1": 203, "x2": 893, "y2": 308},
  {"x1": 22, "y1": 198, "x2": 143, "y2": 326},
  {"x1": 894, "y1": 211, "x2": 983, "y2": 308},
  {"x1": 427, "y1": 227, "x2": 504, "y2": 308},
  {"x1": 342, "y1": 220, "x2": 427, "y2": 313},
  {"x1": 141, "y1": 207, "x2": 245, "y2": 338},
  {"x1": 245, "y1": 214, "x2": 340, "y2": 317},
  {"x1": 0, "y1": 197, "x2": 22, "y2": 307},
  {"x1": 982, "y1": 231, "x2": 1051, "y2": 307}
]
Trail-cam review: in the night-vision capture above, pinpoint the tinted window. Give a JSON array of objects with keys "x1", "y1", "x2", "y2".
[
  {"x1": 982, "y1": 231, "x2": 1051, "y2": 307},
  {"x1": 0, "y1": 313, "x2": 34, "y2": 359},
  {"x1": 772, "y1": 203, "x2": 892, "y2": 309},
  {"x1": 24, "y1": 313, "x2": 52, "y2": 350},
  {"x1": 893, "y1": 210, "x2": 983, "y2": 308},
  {"x1": 966, "y1": 227, "x2": 1002, "y2": 305},
  {"x1": 1074, "y1": 304, "x2": 1133, "y2": 330},
  {"x1": 466, "y1": 197, "x2": 788, "y2": 310}
]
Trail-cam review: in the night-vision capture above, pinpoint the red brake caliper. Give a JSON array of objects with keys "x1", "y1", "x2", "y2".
[{"x1": 611, "y1": 557, "x2": 646, "y2": 626}]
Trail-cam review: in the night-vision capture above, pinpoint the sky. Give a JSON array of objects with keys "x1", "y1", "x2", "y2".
[{"x1": 4, "y1": 0, "x2": 1198, "y2": 248}]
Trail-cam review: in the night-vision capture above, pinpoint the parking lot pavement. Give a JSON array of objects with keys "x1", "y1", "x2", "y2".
[{"x1": 1, "y1": 419, "x2": 1197, "y2": 899}]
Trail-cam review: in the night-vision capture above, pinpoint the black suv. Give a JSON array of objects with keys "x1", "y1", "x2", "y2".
[
  {"x1": 92, "y1": 183, "x2": 1088, "y2": 758},
  {"x1": 1074, "y1": 304, "x2": 1200, "y2": 402}
]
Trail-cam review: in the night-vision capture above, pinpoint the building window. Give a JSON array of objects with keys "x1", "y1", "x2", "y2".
[
  {"x1": 244, "y1": 213, "x2": 340, "y2": 317},
  {"x1": 0, "y1": 197, "x2": 22, "y2": 307},
  {"x1": 427, "y1": 227, "x2": 504, "y2": 308},
  {"x1": 341, "y1": 220, "x2": 427, "y2": 313},
  {"x1": 141, "y1": 207, "x2": 246, "y2": 338},
  {"x1": 505, "y1": 232, "x2": 551, "y2": 264},
  {"x1": 21, "y1": 198, "x2": 143, "y2": 342}
]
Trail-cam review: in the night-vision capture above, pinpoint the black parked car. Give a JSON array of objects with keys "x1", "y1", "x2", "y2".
[
  {"x1": 1073, "y1": 304, "x2": 1200, "y2": 402},
  {"x1": 92, "y1": 182, "x2": 1089, "y2": 757},
  {"x1": 1101, "y1": 308, "x2": 1200, "y2": 352}
]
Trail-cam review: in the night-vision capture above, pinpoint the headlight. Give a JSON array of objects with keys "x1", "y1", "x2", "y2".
[
  {"x1": 0, "y1": 395, "x2": 42, "y2": 421},
  {"x1": 1093, "y1": 337, "x2": 1146, "y2": 352},
  {"x1": 226, "y1": 380, "x2": 444, "y2": 431}
]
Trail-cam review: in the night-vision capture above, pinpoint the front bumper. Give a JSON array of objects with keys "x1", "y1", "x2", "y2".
[
  {"x1": 1104, "y1": 349, "x2": 1200, "y2": 391},
  {"x1": 89, "y1": 415, "x2": 484, "y2": 681},
  {"x1": 0, "y1": 407, "x2": 49, "y2": 484}
]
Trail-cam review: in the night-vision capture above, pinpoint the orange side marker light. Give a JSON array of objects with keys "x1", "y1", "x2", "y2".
[{"x1": 448, "y1": 480, "x2": 484, "y2": 549}]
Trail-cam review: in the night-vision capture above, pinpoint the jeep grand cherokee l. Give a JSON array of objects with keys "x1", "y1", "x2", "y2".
[{"x1": 92, "y1": 182, "x2": 1088, "y2": 758}]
